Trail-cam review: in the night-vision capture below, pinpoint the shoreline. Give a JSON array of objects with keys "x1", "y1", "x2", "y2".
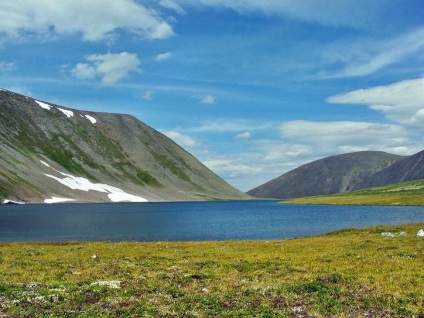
[{"x1": 1, "y1": 222, "x2": 423, "y2": 316}]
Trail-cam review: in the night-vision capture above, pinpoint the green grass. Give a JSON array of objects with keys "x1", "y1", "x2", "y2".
[
  {"x1": 0, "y1": 223, "x2": 423, "y2": 317},
  {"x1": 285, "y1": 179, "x2": 424, "y2": 206}
]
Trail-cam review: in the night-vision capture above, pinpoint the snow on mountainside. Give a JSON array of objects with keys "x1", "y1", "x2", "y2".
[
  {"x1": 0, "y1": 89, "x2": 250, "y2": 203},
  {"x1": 41, "y1": 160, "x2": 147, "y2": 203}
]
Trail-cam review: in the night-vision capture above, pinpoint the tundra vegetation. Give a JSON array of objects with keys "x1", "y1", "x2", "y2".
[
  {"x1": 0, "y1": 223, "x2": 423, "y2": 317},
  {"x1": 286, "y1": 179, "x2": 424, "y2": 206}
]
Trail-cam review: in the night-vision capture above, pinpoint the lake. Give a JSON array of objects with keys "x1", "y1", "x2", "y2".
[{"x1": 0, "y1": 200, "x2": 423, "y2": 242}]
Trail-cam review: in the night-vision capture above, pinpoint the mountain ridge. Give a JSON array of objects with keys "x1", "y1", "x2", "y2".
[
  {"x1": 354, "y1": 150, "x2": 424, "y2": 190},
  {"x1": 0, "y1": 89, "x2": 250, "y2": 203},
  {"x1": 247, "y1": 151, "x2": 405, "y2": 199}
]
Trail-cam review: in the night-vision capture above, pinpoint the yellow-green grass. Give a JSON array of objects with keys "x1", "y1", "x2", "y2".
[
  {"x1": 1, "y1": 223, "x2": 423, "y2": 317},
  {"x1": 286, "y1": 179, "x2": 424, "y2": 206}
]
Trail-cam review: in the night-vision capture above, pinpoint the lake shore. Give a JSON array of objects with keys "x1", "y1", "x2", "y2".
[
  {"x1": 284, "y1": 194, "x2": 424, "y2": 206},
  {"x1": 1, "y1": 223, "x2": 423, "y2": 317},
  {"x1": 284, "y1": 179, "x2": 424, "y2": 206}
]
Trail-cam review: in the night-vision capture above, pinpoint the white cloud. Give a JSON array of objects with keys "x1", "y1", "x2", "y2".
[
  {"x1": 225, "y1": 119, "x2": 420, "y2": 189},
  {"x1": 187, "y1": 119, "x2": 273, "y2": 133},
  {"x1": 155, "y1": 52, "x2": 173, "y2": 62},
  {"x1": 183, "y1": 0, "x2": 388, "y2": 29},
  {"x1": 159, "y1": 0, "x2": 186, "y2": 14},
  {"x1": 327, "y1": 77, "x2": 424, "y2": 125},
  {"x1": 203, "y1": 158, "x2": 262, "y2": 177},
  {"x1": 180, "y1": 117, "x2": 421, "y2": 191},
  {"x1": 0, "y1": 0, "x2": 174, "y2": 42},
  {"x1": 0, "y1": 62, "x2": 15, "y2": 72},
  {"x1": 4, "y1": 85, "x2": 32, "y2": 96},
  {"x1": 198, "y1": 95, "x2": 216, "y2": 104},
  {"x1": 164, "y1": 131, "x2": 197, "y2": 147},
  {"x1": 236, "y1": 132, "x2": 251, "y2": 139},
  {"x1": 319, "y1": 27, "x2": 424, "y2": 78},
  {"x1": 71, "y1": 52, "x2": 141, "y2": 86},
  {"x1": 279, "y1": 120, "x2": 416, "y2": 155},
  {"x1": 143, "y1": 89, "x2": 155, "y2": 101}
]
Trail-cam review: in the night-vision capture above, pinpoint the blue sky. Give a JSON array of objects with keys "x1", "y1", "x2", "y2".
[{"x1": 1, "y1": 0, "x2": 424, "y2": 191}]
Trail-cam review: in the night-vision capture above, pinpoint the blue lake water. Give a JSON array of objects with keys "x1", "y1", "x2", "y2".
[{"x1": 0, "y1": 200, "x2": 423, "y2": 242}]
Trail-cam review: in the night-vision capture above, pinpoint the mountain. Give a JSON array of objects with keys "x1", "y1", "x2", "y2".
[
  {"x1": 354, "y1": 150, "x2": 424, "y2": 190},
  {"x1": 0, "y1": 89, "x2": 250, "y2": 203},
  {"x1": 247, "y1": 151, "x2": 404, "y2": 199}
]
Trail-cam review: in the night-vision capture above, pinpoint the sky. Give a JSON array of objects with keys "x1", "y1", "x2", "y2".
[{"x1": 1, "y1": 0, "x2": 424, "y2": 191}]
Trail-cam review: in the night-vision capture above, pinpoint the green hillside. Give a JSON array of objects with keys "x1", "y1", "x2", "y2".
[
  {"x1": 285, "y1": 179, "x2": 424, "y2": 205},
  {"x1": 0, "y1": 89, "x2": 250, "y2": 203}
]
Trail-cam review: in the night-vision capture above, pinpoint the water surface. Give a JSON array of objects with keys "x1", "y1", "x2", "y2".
[{"x1": 0, "y1": 200, "x2": 423, "y2": 242}]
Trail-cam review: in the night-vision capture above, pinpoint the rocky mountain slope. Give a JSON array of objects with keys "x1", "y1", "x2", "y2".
[
  {"x1": 248, "y1": 151, "x2": 404, "y2": 199},
  {"x1": 0, "y1": 89, "x2": 250, "y2": 203},
  {"x1": 354, "y1": 150, "x2": 424, "y2": 190}
]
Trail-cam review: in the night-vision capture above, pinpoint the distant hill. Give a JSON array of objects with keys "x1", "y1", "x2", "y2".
[
  {"x1": 0, "y1": 89, "x2": 250, "y2": 203},
  {"x1": 247, "y1": 151, "x2": 404, "y2": 199},
  {"x1": 285, "y1": 178, "x2": 424, "y2": 206},
  {"x1": 354, "y1": 150, "x2": 424, "y2": 190}
]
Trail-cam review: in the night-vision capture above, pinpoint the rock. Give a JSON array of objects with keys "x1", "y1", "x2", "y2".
[
  {"x1": 417, "y1": 229, "x2": 424, "y2": 237},
  {"x1": 381, "y1": 231, "x2": 407, "y2": 237},
  {"x1": 26, "y1": 282, "x2": 41, "y2": 289},
  {"x1": 381, "y1": 232, "x2": 395, "y2": 237},
  {"x1": 2, "y1": 199, "x2": 25, "y2": 205},
  {"x1": 90, "y1": 280, "x2": 121, "y2": 289}
]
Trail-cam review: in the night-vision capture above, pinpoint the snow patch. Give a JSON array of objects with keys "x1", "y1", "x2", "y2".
[
  {"x1": 44, "y1": 197, "x2": 75, "y2": 204},
  {"x1": 2, "y1": 199, "x2": 25, "y2": 205},
  {"x1": 35, "y1": 100, "x2": 52, "y2": 110},
  {"x1": 44, "y1": 170, "x2": 147, "y2": 203},
  {"x1": 108, "y1": 191, "x2": 148, "y2": 203},
  {"x1": 85, "y1": 115, "x2": 97, "y2": 124},
  {"x1": 40, "y1": 160, "x2": 51, "y2": 167},
  {"x1": 57, "y1": 107, "x2": 74, "y2": 118}
]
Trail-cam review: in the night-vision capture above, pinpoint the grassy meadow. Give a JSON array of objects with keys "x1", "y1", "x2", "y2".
[
  {"x1": 286, "y1": 179, "x2": 424, "y2": 206},
  {"x1": 0, "y1": 223, "x2": 423, "y2": 317}
]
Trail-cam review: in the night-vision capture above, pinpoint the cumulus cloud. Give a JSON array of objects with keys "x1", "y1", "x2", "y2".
[
  {"x1": 327, "y1": 77, "x2": 424, "y2": 125},
  {"x1": 279, "y1": 120, "x2": 415, "y2": 155},
  {"x1": 236, "y1": 132, "x2": 251, "y2": 139},
  {"x1": 0, "y1": 0, "x2": 174, "y2": 41},
  {"x1": 319, "y1": 27, "x2": 424, "y2": 78},
  {"x1": 164, "y1": 131, "x2": 197, "y2": 147},
  {"x1": 226, "y1": 119, "x2": 420, "y2": 189},
  {"x1": 71, "y1": 52, "x2": 140, "y2": 86},
  {"x1": 202, "y1": 156, "x2": 264, "y2": 191},
  {"x1": 155, "y1": 52, "x2": 173, "y2": 61},
  {"x1": 178, "y1": 117, "x2": 421, "y2": 191}
]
